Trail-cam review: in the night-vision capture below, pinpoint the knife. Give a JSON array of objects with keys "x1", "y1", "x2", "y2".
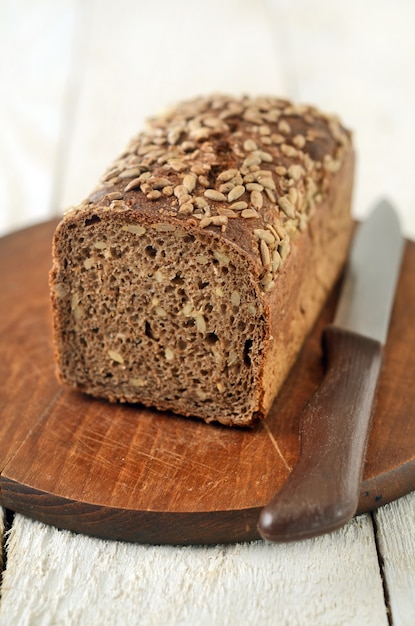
[{"x1": 257, "y1": 198, "x2": 404, "y2": 543}]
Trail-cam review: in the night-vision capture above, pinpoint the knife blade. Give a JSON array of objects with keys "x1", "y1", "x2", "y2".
[{"x1": 257, "y1": 199, "x2": 404, "y2": 543}]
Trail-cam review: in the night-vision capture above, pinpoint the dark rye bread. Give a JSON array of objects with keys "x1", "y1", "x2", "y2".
[{"x1": 50, "y1": 94, "x2": 354, "y2": 427}]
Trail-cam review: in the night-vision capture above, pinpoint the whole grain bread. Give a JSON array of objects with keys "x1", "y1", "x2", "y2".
[{"x1": 50, "y1": 94, "x2": 354, "y2": 426}]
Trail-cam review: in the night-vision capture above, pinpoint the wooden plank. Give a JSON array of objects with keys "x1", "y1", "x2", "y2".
[
  {"x1": 374, "y1": 491, "x2": 415, "y2": 626},
  {"x1": 0, "y1": 0, "x2": 85, "y2": 237},
  {"x1": 0, "y1": 513, "x2": 388, "y2": 625}
]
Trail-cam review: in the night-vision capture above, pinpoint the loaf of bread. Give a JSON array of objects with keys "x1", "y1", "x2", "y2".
[{"x1": 50, "y1": 94, "x2": 354, "y2": 427}]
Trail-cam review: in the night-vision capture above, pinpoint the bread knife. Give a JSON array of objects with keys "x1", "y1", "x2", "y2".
[{"x1": 258, "y1": 198, "x2": 404, "y2": 542}]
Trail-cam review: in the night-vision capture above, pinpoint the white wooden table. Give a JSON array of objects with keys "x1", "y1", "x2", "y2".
[{"x1": 1, "y1": 1, "x2": 414, "y2": 624}]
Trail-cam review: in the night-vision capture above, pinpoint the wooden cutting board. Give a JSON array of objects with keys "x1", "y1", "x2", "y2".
[{"x1": 1, "y1": 220, "x2": 414, "y2": 545}]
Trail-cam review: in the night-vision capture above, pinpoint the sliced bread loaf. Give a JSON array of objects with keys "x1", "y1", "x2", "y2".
[{"x1": 50, "y1": 94, "x2": 354, "y2": 426}]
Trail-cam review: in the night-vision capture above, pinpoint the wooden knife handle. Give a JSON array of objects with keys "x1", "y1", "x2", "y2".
[{"x1": 258, "y1": 326, "x2": 383, "y2": 543}]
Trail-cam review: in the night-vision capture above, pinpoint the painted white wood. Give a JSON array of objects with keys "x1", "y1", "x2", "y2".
[
  {"x1": 3, "y1": 0, "x2": 414, "y2": 237},
  {"x1": 0, "y1": 0, "x2": 85, "y2": 236},
  {"x1": 266, "y1": 0, "x2": 415, "y2": 234},
  {"x1": 58, "y1": 0, "x2": 286, "y2": 213},
  {"x1": 0, "y1": 513, "x2": 388, "y2": 626},
  {"x1": 374, "y1": 491, "x2": 415, "y2": 626}
]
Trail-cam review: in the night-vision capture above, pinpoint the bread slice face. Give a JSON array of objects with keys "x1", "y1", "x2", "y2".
[
  {"x1": 50, "y1": 94, "x2": 354, "y2": 426},
  {"x1": 50, "y1": 208, "x2": 269, "y2": 426}
]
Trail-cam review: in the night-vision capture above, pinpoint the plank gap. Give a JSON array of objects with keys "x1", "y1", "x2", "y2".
[
  {"x1": 0, "y1": 508, "x2": 4, "y2": 578},
  {"x1": 0, "y1": 509, "x2": 15, "y2": 595},
  {"x1": 372, "y1": 511, "x2": 394, "y2": 626}
]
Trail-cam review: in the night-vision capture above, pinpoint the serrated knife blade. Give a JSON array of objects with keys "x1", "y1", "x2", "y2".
[
  {"x1": 258, "y1": 199, "x2": 404, "y2": 542},
  {"x1": 334, "y1": 198, "x2": 404, "y2": 344}
]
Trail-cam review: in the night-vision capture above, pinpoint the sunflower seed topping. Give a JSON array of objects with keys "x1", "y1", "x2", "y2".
[{"x1": 81, "y1": 93, "x2": 351, "y2": 293}]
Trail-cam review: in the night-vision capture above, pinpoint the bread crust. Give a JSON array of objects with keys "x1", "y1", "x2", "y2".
[{"x1": 50, "y1": 94, "x2": 354, "y2": 426}]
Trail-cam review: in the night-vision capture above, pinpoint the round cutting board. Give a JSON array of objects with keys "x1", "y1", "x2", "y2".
[{"x1": 0, "y1": 220, "x2": 414, "y2": 545}]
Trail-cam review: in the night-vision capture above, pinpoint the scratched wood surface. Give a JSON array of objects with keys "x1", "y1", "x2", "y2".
[{"x1": 0, "y1": 0, "x2": 414, "y2": 624}]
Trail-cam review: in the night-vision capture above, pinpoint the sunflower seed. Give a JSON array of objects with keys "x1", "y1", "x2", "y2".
[
  {"x1": 198, "y1": 175, "x2": 210, "y2": 188},
  {"x1": 260, "y1": 239, "x2": 271, "y2": 269},
  {"x1": 219, "y1": 182, "x2": 234, "y2": 194},
  {"x1": 245, "y1": 182, "x2": 264, "y2": 192},
  {"x1": 217, "y1": 207, "x2": 237, "y2": 218},
  {"x1": 288, "y1": 187, "x2": 298, "y2": 206},
  {"x1": 124, "y1": 177, "x2": 142, "y2": 192},
  {"x1": 288, "y1": 164, "x2": 305, "y2": 181},
  {"x1": 231, "y1": 291, "x2": 241, "y2": 306},
  {"x1": 229, "y1": 201, "x2": 248, "y2": 211},
  {"x1": 281, "y1": 144, "x2": 298, "y2": 158},
  {"x1": 265, "y1": 188, "x2": 276, "y2": 203},
  {"x1": 250, "y1": 190, "x2": 263, "y2": 210},
  {"x1": 183, "y1": 174, "x2": 197, "y2": 193},
  {"x1": 275, "y1": 166, "x2": 287, "y2": 176},
  {"x1": 243, "y1": 154, "x2": 262, "y2": 168},
  {"x1": 243, "y1": 139, "x2": 258, "y2": 152},
  {"x1": 199, "y1": 215, "x2": 228, "y2": 228},
  {"x1": 121, "y1": 224, "x2": 146, "y2": 236},
  {"x1": 108, "y1": 350, "x2": 124, "y2": 364},
  {"x1": 256, "y1": 150, "x2": 273, "y2": 163},
  {"x1": 195, "y1": 314, "x2": 206, "y2": 333},
  {"x1": 178, "y1": 193, "x2": 193, "y2": 206},
  {"x1": 169, "y1": 160, "x2": 187, "y2": 172},
  {"x1": 227, "y1": 185, "x2": 245, "y2": 202},
  {"x1": 204, "y1": 189, "x2": 227, "y2": 202},
  {"x1": 254, "y1": 229, "x2": 275, "y2": 245},
  {"x1": 278, "y1": 120, "x2": 291, "y2": 134},
  {"x1": 150, "y1": 177, "x2": 171, "y2": 189},
  {"x1": 194, "y1": 197, "x2": 209, "y2": 210},
  {"x1": 278, "y1": 196, "x2": 296, "y2": 218},
  {"x1": 178, "y1": 202, "x2": 194, "y2": 214},
  {"x1": 241, "y1": 208, "x2": 259, "y2": 219},
  {"x1": 174, "y1": 185, "x2": 187, "y2": 198},
  {"x1": 106, "y1": 191, "x2": 124, "y2": 201},
  {"x1": 260, "y1": 272, "x2": 273, "y2": 287},
  {"x1": 146, "y1": 190, "x2": 162, "y2": 200},
  {"x1": 213, "y1": 250, "x2": 230, "y2": 265},
  {"x1": 191, "y1": 164, "x2": 207, "y2": 176},
  {"x1": 119, "y1": 167, "x2": 143, "y2": 179},
  {"x1": 293, "y1": 134, "x2": 306, "y2": 149},
  {"x1": 259, "y1": 125, "x2": 271, "y2": 136},
  {"x1": 263, "y1": 280, "x2": 276, "y2": 293},
  {"x1": 217, "y1": 168, "x2": 239, "y2": 182},
  {"x1": 272, "y1": 249, "x2": 282, "y2": 273},
  {"x1": 279, "y1": 239, "x2": 291, "y2": 260},
  {"x1": 256, "y1": 175, "x2": 276, "y2": 190}
]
